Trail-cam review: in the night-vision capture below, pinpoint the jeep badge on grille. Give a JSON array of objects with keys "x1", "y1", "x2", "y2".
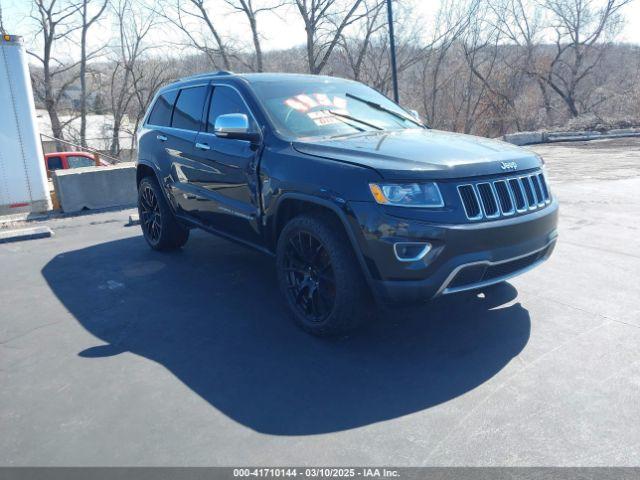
[{"x1": 500, "y1": 161, "x2": 518, "y2": 171}]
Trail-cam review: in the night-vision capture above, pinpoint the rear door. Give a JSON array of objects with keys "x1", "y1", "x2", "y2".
[
  {"x1": 186, "y1": 85, "x2": 262, "y2": 244},
  {"x1": 138, "y1": 88, "x2": 179, "y2": 192},
  {"x1": 163, "y1": 84, "x2": 210, "y2": 215}
]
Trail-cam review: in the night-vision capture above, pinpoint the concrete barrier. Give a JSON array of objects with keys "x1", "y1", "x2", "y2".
[
  {"x1": 502, "y1": 132, "x2": 545, "y2": 146},
  {"x1": 52, "y1": 162, "x2": 137, "y2": 213},
  {"x1": 545, "y1": 130, "x2": 602, "y2": 142},
  {"x1": 501, "y1": 128, "x2": 640, "y2": 146}
]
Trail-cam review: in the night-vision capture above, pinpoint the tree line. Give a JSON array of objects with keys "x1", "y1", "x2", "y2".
[{"x1": 23, "y1": 0, "x2": 639, "y2": 156}]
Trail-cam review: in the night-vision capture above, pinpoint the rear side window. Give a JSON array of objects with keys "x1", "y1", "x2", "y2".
[
  {"x1": 207, "y1": 86, "x2": 253, "y2": 132},
  {"x1": 147, "y1": 90, "x2": 178, "y2": 126},
  {"x1": 47, "y1": 156, "x2": 63, "y2": 170},
  {"x1": 172, "y1": 86, "x2": 207, "y2": 131},
  {"x1": 67, "y1": 155, "x2": 95, "y2": 168}
]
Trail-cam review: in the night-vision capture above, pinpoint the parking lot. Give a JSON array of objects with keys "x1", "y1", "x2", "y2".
[{"x1": 1, "y1": 137, "x2": 639, "y2": 466}]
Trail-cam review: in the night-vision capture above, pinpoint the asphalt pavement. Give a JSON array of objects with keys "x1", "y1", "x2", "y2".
[{"x1": 1, "y1": 137, "x2": 639, "y2": 466}]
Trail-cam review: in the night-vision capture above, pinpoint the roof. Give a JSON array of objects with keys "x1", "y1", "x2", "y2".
[
  {"x1": 44, "y1": 151, "x2": 95, "y2": 158},
  {"x1": 239, "y1": 73, "x2": 355, "y2": 84},
  {"x1": 177, "y1": 71, "x2": 355, "y2": 85}
]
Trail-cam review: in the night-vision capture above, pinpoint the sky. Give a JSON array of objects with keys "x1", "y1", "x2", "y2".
[{"x1": 1, "y1": 0, "x2": 639, "y2": 58}]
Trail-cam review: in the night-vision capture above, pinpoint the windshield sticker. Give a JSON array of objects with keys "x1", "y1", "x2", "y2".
[
  {"x1": 307, "y1": 110, "x2": 340, "y2": 126},
  {"x1": 296, "y1": 94, "x2": 319, "y2": 109},
  {"x1": 332, "y1": 96, "x2": 347, "y2": 110},
  {"x1": 314, "y1": 93, "x2": 333, "y2": 107},
  {"x1": 285, "y1": 98, "x2": 309, "y2": 111},
  {"x1": 283, "y1": 93, "x2": 351, "y2": 126}
]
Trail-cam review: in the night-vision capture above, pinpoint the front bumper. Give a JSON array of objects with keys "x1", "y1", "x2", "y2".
[{"x1": 346, "y1": 198, "x2": 559, "y2": 303}]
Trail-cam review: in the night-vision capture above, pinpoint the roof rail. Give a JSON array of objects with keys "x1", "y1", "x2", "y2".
[{"x1": 179, "y1": 70, "x2": 234, "y2": 81}]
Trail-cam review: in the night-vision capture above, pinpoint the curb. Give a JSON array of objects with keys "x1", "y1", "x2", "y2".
[
  {"x1": 0, "y1": 212, "x2": 52, "y2": 228},
  {"x1": 0, "y1": 226, "x2": 54, "y2": 244},
  {"x1": 0, "y1": 205, "x2": 137, "y2": 230},
  {"x1": 501, "y1": 129, "x2": 640, "y2": 146}
]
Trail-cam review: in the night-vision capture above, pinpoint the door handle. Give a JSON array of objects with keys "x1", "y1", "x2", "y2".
[
  {"x1": 157, "y1": 134, "x2": 167, "y2": 142},
  {"x1": 195, "y1": 142, "x2": 211, "y2": 151}
]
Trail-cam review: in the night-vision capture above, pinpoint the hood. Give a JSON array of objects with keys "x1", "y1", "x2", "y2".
[{"x1": 292, "y1": 129, "x2": 542, "y2": 180}]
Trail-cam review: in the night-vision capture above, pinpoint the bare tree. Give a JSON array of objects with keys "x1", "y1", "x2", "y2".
[
  {"x1": 488, "y1": 0, "x2": 554, "y2": 120},
  {"x1": 461, "y1": 2, "x2": 533, "y2": 134},
  {"x1": 337, "y1": 0, "x2": 385, "y2": 80},
  {"x1": 159, "y1": 0, "x2": 232, "y2": 70},
  {"x1": 18, "y1": 0, "x2": 640, "y2": 143},
  {"x1": 223, "y1": 0, "x2": 286, "y2": 72},
  {"x1": 126, "y1": 58, "x2": 176, "y2": 151},
  {"x1": 292, "y1": 0, "x2": 365, "y2": 74},
  {"x1": 419, "y1": 0, "x2": 476, "y2": 125},
  {"x1": 0, "y1": 3, "x2": 6, "y2": 34},
  {"x1": 79, "y1": 0, "x2": 108, "y2": 146},
  {"x1": 29, "y1": 0, "x2": 83, "y2": 141},
  {"x1": 345, "y1": 1, "x2": 435, "y2": 95},
  {"x1": 538, "y1": 0, "x2": 633, "y2": 117},
  {"x1": 109, "y1": 0, "x2": 157, "y2": 155}
]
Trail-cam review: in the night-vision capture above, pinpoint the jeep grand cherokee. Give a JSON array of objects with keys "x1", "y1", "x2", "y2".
[{"x1": 136, "y1": 72, "x2": 558, "y2": 336}]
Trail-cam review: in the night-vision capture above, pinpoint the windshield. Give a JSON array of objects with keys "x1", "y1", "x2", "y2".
[{"x1": 248, "y1": 77, "x2": 421, "y2": 139}]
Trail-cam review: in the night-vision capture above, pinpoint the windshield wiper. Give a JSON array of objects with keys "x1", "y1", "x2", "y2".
[
  {"x1": 324, "y1": 112, "x2": 366, "y2": 133},
  {"x1": 345, "y1": 93, "x2": 425, "y2": 128},
  {"x1": 328, "y1": 110, "x2": 383, "y2": 131}
]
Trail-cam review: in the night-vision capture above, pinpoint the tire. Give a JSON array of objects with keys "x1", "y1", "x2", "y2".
[
  {"x1": 138, "y1": 175, "x2": 189, "y2": 251},
  {"x1": 276, "y1": 212, "x2": 370, "y2": 336}
]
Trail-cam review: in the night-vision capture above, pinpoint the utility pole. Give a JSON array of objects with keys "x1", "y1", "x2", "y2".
[{"x1": 386, "y1": 0, "x2": 399, "y2": 103}]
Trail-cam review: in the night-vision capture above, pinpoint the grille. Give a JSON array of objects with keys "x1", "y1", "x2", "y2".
[
  {"x1": 508, "y1": 178, "x2": 526, "y2": 210},
  {"x1": 458, "y1": 171, "x2": 551, "y2": 221},
  {"x1": 447, "y1": 244, "x2": 552, "y2": 291},
  {"x1": 494, "y1": 181, "x2": 514, "y2": 214},
  {"x1": 483, "y1": 247, "x2": 549, "y2": 280},
  {"x1": 457, "y1": 185, "x2": 481, "y2": 219}
]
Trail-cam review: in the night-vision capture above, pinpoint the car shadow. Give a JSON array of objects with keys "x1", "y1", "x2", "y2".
[{"x1": 41, "y1": 230, "x2": 530, "y2": 436}]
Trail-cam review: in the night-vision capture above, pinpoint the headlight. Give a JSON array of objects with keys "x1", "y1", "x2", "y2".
[{"x1": 369, "y1": 182, "x2": 444, "y2": 208}]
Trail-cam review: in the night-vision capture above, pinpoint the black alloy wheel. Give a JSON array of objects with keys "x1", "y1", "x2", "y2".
[
  {"x1": 139, "y1": 183, "x2": 162, "y2": 245},
  {"x1": 283, "y1": 230, "x2": 337, "y2": 322},
  {"x1": 276, "y1": 213, "x2": 370, "y2": 336},
  {"x1": 137, "y1": 176, "x2": 189, "y2": 251}
]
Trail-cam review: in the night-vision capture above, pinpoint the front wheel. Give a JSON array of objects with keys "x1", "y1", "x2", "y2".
[
  {"x1": 138, "y1": 176, "x2": 189, "y2": 251},
  {"x1": 276, "y1": 213, "x2": 370, "y2": 336}
]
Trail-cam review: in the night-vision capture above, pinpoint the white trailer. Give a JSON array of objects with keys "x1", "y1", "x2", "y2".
[{"x1": 0, "y1": 34, "x2": 51, "y2": 214}]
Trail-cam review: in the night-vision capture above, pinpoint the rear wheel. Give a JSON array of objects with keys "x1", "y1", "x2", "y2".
[
  {"x1": 276, "y1": 213, "x2": 370, "y2": 336},
  {"x1": 138, "y1": 176, "x2": 189, "y2": 251}
]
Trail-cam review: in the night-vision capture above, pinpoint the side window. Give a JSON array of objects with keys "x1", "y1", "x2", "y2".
[
  {"x1": 147, "y1": 90, "x2": 178, "y2": 127},
  {"x1": 47, "y1": 156, "x2": 63, "y2": 170},
  {"x1": 207, "y1": 86, "x2": 253, "y2": 133},
  {"x1": 172, "y1": 86, "x2": 208, "y2": 131},
  {"x1": 67, "y1": 155, "x2": 95, "y2": 168}
]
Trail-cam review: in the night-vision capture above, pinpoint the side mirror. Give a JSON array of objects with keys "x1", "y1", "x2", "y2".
[
  {"x1": 409, "y1": 109, "x2": 421, "y2": 121},
  {"x1": 214, "y1": 113, "x2": 260, "y2": 142}
]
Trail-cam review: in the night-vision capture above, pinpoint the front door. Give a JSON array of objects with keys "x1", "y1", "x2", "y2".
[{"x1": 188, "y1": 85, "x2": 262, "y2": 244}]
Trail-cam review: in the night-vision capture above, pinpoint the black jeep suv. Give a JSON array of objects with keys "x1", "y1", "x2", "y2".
[{"x1": 136, "y1": 72, "x2": 558, "y2": 335}]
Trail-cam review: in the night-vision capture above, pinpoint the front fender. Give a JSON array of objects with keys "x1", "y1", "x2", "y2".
[{"x1": 271, "y1": 192, "x2": 376, "y2": 288}]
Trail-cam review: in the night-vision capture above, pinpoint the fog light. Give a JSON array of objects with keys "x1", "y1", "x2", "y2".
[{"x1": 393, "y1": 242, "x2": 431, "y2": 262}]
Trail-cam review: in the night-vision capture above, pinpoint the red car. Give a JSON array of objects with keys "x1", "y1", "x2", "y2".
[{"x1": 44, "y1": 151, "x2": 108, "y2": 176}]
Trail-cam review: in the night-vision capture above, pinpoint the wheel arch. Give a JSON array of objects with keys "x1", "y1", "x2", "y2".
[
  {"x1": 136, "y1": 161, "x2": 159, "y2": 187},
  {"x1": 272, "y1": 193, "x2": 375, "y2": 287},
  {"x1": 136, "y1": 161, "x2": 182, "y2": 217}
]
